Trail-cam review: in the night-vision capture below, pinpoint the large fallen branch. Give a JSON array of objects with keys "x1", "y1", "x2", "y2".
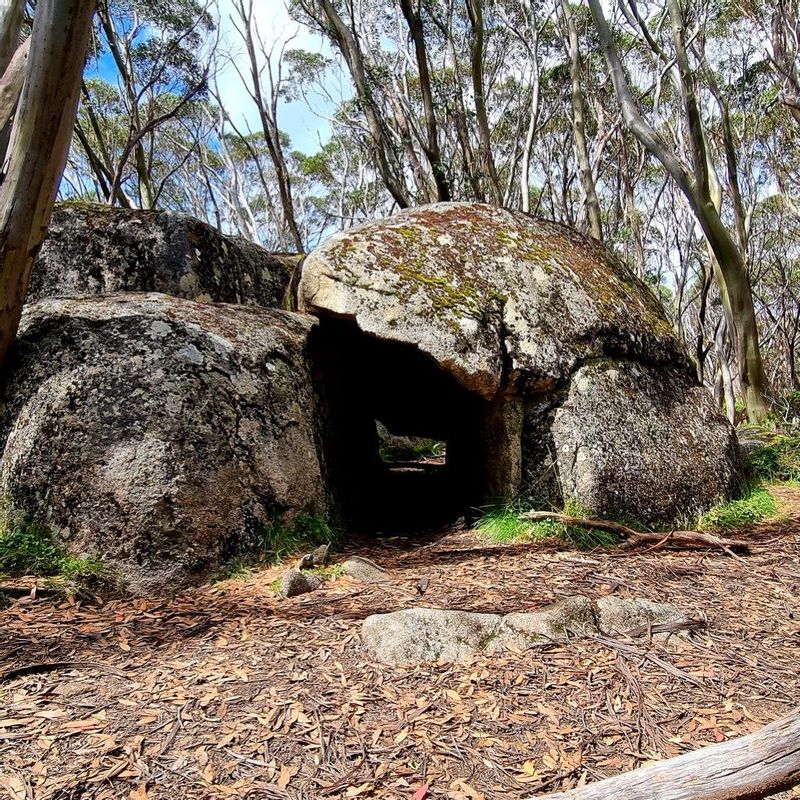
[
  {"x1": 528, "y1": 707, "x2": 800, "y2": 800},
  {"x1": 520, "y1": 511, "x2": 750, "y2": 553}
]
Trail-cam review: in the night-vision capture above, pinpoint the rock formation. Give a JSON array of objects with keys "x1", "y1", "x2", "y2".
[
  {"x1": 0, "y1": 294, "x2": 331, "y2": 594},
  {"x1": 298, "y1": 202, "x2": 740, "y2": 524},
  {"x1": 29, "y1": 204, "x2": 298, "y2": 308},
  {"x1": 0, "y1": 201, "x2": 742, "y2": 592}
]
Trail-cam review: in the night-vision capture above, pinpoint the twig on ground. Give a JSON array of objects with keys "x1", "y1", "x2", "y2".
[
  {"x1": 520, "y1": 511, "x2": 750, "y2": 553},
  {"x1": 0, "y1": 660, "x2": 130, "y2": 683}
]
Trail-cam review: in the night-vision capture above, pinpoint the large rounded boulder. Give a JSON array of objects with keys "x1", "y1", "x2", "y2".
[
  {"x1": 0, "y1": 294, "x2": 331, "y2": 593},
  {"x1": 298, "y1": 202, "x2": 740, "y2": 524},
  {"x1": 29, "y1": 204, "x2": 298, "y2": 308}
]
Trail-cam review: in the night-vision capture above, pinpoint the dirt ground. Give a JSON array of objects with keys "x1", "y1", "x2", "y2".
[{"x1": 1, "y1": 488, "x2": 799, "y2": 800}]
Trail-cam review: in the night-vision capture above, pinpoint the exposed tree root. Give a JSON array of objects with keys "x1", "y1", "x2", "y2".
[
  {"x1": 528, "y1": 706, "x2": 800, "y2": 800},
  {"x1": 520, "y1": 511, "x2": 750, "y2": 553}
]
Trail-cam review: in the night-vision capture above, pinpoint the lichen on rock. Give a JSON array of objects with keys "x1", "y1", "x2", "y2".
[
  {"x1": 0, "y1": 293, "x2": 332, "y2": 594},
  {"x1": 30, "y1": 203, "x2": 298, "y2": 309}
]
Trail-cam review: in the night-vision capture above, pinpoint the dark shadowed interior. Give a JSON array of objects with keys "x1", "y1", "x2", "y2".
[{"x1": 311, "y1": 317, "x2": 511, "y2": 532}]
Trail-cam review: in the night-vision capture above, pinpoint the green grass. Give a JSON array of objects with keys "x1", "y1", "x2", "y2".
[
  {"x1": 379, "y1": 438, "x2": 445, "y2": 464},
  {"x1": 477, "y1": 499, "x2": 620, "y2": 550},
  {"x1": 221, "y1": 512, "x2": 341, "y2": 577},
  {"x1": 743, "y1": 432, "x2": 800, "y2": 484},
  {"x1": 479, "y1": 480, "x2": 782, "y2": 551},
  {"x1": 476, "y1": 502, "x2": 536, "y2": 542},
  {"x1": 698, "y1": 485, "x2": 779, "y2": 531},
  {"x1": 0, "y1": 509, "x2": 109, "y2": 590}
]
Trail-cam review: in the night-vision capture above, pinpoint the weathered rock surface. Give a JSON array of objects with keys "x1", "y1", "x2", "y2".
[
  {"x1": 0, "y1": 293, "x2": 331, "y2": 594},
  {"x1": 362, "y1": 595, "x2": 690, "y2": 664},
  {"x1": 299, "y1": 202, "x2": 741, "y2": 522},
  {"x1": 342, "y1": 557, "x2": 389, "y2": 583},
  {"x1": 30, "y1": 204, "x2": 298, "y2": 308},
  {"x1": 362, "y1": 608, "x2": 502, "y2": 664},
  {"x1": 281, "y1": 568, "x2": 321, "y2": 598},
  {"x1": 299, "y1": 202, "x2": 681, "y2": 398},
  {"x1": 499, "y1": 596, "x2": 597, "y2": 650},
  {"x1": 595, "y1": 596, "x2": 690, "y2": 634},
  {"x1": 546, "y1": 361, "x2": 741, "y2": 524}
]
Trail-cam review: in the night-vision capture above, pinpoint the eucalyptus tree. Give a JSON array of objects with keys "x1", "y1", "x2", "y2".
[
  {"x1": 0, "y1": 0, "x2": 98, "y2": 371},
  {"x1": 587, "y1": 0, "x2": 770, "y2": 421},
  {"x1": 75, "y1": 0, "x2": 214, "y2": 209}
]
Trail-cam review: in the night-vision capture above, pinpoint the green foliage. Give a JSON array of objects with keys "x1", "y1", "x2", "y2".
[
  {"x1": 698, "y1": 486, "x2": 778, "y2": 531},
  {"x1": 0, "y1": 510, "x2": 107, "y2": 588},
  {"x1": 308, "y1": 563, "x2": 345, "y2": 581},
  {"x1": 477, "y1": 499, "x2": 620, "y2": 550},
  {"x1": 744, "y1": 432, "x2": 800, "y2": 484},
  {"x1": 0, "y1": 516, "x2": 64, "y2": 577},
  {"x1": 232, "y1": 513, "x2": 341, "y2": 570},
  {"x1": 477, "y1": 502, "x2": 536, "y2": 542},
  {"x1": 379, "y1": 437, "x2": 445, "y2": 464}
]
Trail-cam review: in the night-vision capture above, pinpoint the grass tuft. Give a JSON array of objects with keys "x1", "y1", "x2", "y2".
[
  {"x1": 476, "y1": 502, "x2": 535, "y2": 542},
  {"x1": 477, "y1": 499, "x2": 620, "y2": 550},
  {"x1": 221, "y1": 512, "x2": 341, "y2": 578},
  {"x1": 698, "y1": 485, "x2": 779, "y2": 531},
  {"x1": 744, "y1": 432, "x2": 800, "y2": 484},
  {"x1": 0, "y1": 508, "x2": 109, "y2": 591}
]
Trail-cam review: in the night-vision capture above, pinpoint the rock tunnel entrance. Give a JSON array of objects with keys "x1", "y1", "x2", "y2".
[{"x1": 311, "y1": 317, "x2": 522, "y2": 533}]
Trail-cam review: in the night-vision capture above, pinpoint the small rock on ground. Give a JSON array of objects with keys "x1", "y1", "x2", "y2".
[
  {"x1": 595, "y1": 595, "x2": 690, "y2": 634},
  {"x1": 362, "y1": 608, "x2": 501, "y2": 664},
  {"x1": 342, "y1": 557, "x2": 388, "y2": 583},
  {"x1": 298, "y1": 544, "x2": 331, "y2": 570},
  {"x1": 363, "y1": 595, "x2": 690, "y2": 664},
  {"x1": 280, "y1": 569, "x2": 321, "y2": 598}
]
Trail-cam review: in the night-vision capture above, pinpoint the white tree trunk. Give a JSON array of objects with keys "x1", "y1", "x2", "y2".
[
  {"x1": 0, "y1": 0, "x2": 98, "y2": 370},
  {"x1": 529, "y1": 707, "x2": 800, "y2": 800}
]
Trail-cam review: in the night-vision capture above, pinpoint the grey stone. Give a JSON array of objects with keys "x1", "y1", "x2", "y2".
[
  {"x1": 497, "y1": 596, "x2": 598, "y2": 649},
  {"x1": 362, "y1": 596, "x2": 690, "y2": 664},
  {"x1": 299, "y1": 202, "x2": 682, "y2": 399},
  {"x1": 342, "y1": 556, "x2": 389, "y2": 583},
  {"x1": 281, "y1": 568, "x2": 321, "y2": 598},
  {"x1": 595, "y1": 596, "x2": 690, "y2": 635},
  {"x1": 298, "y1": 543, "x2": 331, "y2": 569},
  {"x1": 30, "y1": 204, "x2": 299, "y2": 308},
  {"x1": 548, "y1": 361, "x2": 741, "y2": 524},
  {"x1": 362, "y1": 608, "x2": 502, "y2": 664},
  {"x1": 0, "y1": 293, "x2": 331, "y2": 595},
  {"x1": 298, "y1": 202, "x2": 741, "y2": 524}
]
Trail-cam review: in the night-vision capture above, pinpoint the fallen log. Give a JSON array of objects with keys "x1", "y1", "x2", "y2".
[
  {"x1": 527, "y1": 707, "x2": 800, "y2": 800},
  {"x1": 520, "y1": 511, "x2": 750, "y2": 553}
]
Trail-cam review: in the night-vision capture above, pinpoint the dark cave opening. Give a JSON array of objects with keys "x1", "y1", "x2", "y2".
[{"x1": 312, "y1": 317, "x2": 520, "y2": 533}]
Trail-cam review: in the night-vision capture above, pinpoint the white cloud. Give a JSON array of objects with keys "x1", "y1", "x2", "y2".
[{"x1": 213, "y1": 0, "x2": 338, "y2": 153}]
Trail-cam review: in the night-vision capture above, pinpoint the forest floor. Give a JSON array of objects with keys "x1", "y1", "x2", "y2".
[{"x1": 1, "y1": 488, "x2": 799, "y2": 800}]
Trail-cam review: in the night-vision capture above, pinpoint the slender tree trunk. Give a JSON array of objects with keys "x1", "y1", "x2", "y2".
[
  {"x1": 587, "y1": 0, "x2": 770, "y2": 422},
  {"x1": 399, "y1": 0, "x2": 451, "y2": 202},
  {"x1": 465, "y1": 0, "x2": 502, "y2": 205},
  {"x1": 305, "y1": 0, "x2": 410, "y2": 208},
  {"x1": 233, "y1": 0, "x2": 304, "y2": 252},
  {"x1": 0, "y1": 0, "x2": 98, "y2": 372},
  {"x1": 560, "y1": 0, "x2": 602, "y2": 240}
]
